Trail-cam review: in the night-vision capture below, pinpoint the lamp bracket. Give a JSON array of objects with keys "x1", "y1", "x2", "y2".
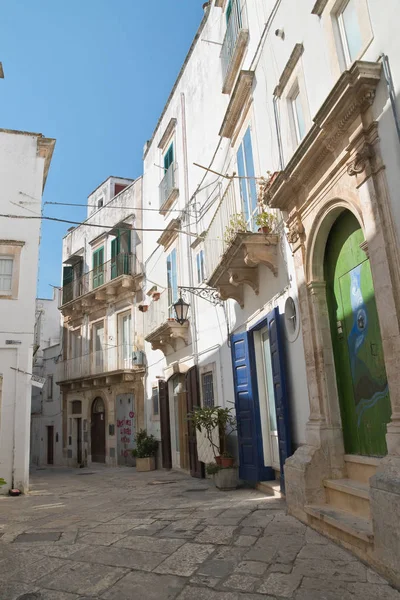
[{"x1": 178, "y1": 286, "x2": 223, "y2": 306}]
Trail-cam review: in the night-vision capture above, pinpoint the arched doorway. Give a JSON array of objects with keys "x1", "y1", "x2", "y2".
[
  {"x1": 91, "y1": 397, "x2": 106, "y2": 463},
  {"x1": 324, "y1": 210, "x2": 391, "y2": 456}
]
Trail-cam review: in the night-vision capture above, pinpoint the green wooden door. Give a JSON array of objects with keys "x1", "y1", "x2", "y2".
[
  {"x1": 92, "y1": 247, "x2": 104, "y2": 289},
  {"x1": 111, "y1": 236, "x2": 120, "y2": 280},
  {"x1": 325, "y1": 211, "x2": 391, "y2": 456}
]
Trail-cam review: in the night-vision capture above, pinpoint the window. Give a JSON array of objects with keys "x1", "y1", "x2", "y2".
[
  {"x1": 337, "y1": 0, "x2": 363, "y2": 66},
  {"x1": 0, "y1": 257, "x2": 13, "y2": 293},
  {"x1": 92, "y1": 246, "x2": 104, "y2": 289},
  {"x1": 237, "y1": 127, "x2": 258, "y2": 231},
  {"x1": 93, "y1": 322, "x2": 104, "y2": 371},
  {"x1": 226, "y1": 0, "x2": 232, "y2": 23},
  {"x1": 47, "y1": 375, "x2": 53, "y2": 400},
  {"x1": 167, "y1": 248, "x2": 178, "y2": 317},
  {"x1": 152, "y1": 386, "x2": 159, "y2": 417},
  {"x1": 97, "y1": 198, "x2": 104, "y2": 209},
  {"x1": 291, "y1": 88, "x2": 306, "y2": 144},
  {"x1": 164, "y1": 143, "x2": 174, "y2": 173},
  {"x1": 202, "y1": 372, "x2": 215, "y2": 408},
  {"x1": 196, "y1": 250, "x2": 205, "y2": 284}
]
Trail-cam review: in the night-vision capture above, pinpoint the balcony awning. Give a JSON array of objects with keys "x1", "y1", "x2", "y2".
[
  {"x1": 219, "y1": 71, "x2": 254, "y2": 139},
  {"x1": 63, "y1": 247, "x2": 84, "y2": 265}
]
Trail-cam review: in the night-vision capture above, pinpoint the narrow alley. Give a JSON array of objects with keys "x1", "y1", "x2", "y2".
[{"x1": 0, "y1": 467, "x2": 398, "y2": 600}]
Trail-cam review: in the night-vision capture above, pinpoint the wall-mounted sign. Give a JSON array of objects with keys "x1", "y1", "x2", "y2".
[
  {"x1": 5, "y1": 340, "x2": 22, "y2": 345},
  {"x1": 31, "y1": 374, "x2": 46, "y2": 389}
]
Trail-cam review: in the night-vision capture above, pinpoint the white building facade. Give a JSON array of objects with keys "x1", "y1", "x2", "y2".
[
  {"x1": 57, "y1": 177, "x2": 145, "y2": 468},
  {"x1": 0, "y1": 128, "x2": 54, "y2": 493},
  {"x1": 138, "y1": 0, "x2": 400, "y2": 586},
  {"x1": 31, "y1": 289, "x2": 63, "y2": 466}
]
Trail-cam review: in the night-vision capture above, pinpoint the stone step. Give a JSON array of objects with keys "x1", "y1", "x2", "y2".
[
  {"x1": 305, "y1": 504, "x2": 374, "y2": 552},
  {"x1": 323, "y1": 478, "x2": 370, "y2": 519},
  {"x1": 344, "y1": 454, "x2": 381, "y2": 484},
  {"x1": 256, "y1": 480, "x2": 283, "y2": 498}
]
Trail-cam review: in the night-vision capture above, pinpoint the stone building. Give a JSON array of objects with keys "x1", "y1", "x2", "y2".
[
  {"x1": 0, "y1": 127, "x2": 55, "y2": 493},
  {"x1": 57, "y1": 177, "x2": 145, "y2": 467}
]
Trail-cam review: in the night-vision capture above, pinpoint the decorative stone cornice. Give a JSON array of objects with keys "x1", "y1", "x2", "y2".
[
  {"x1": 311, "y1": 0, "x2": 329, "y2": 16},
  {"x1": 158, "y1": 118, "x2": 177, "y2": 150},
  {"x1": 215, "y1": 0, "x2": 226, "y2": 7},
  {"x1": 157, "y1": 218, "x2": 181, "y2": 250},
  {"x1": 37, "y1": 137, "x2": 56, "y2": 191},
  {"x1": 219, "y1": 71, "x2": 254, "y2": 138},
  {"x1": 347, "y1": 144, "x2": 374, "y2": 176},
  {"x1": 274, "y1": 44, "x2": 304, "y2": 98},
  {"x1": 0, "y1": 240, "x2": 25, "y2": 247},
  {"x1": 268, "y1": 61, "x2": 382, "y2": 211},
  {"x1": 145, "y1": 320, "x2": 189, "y2": 355}
]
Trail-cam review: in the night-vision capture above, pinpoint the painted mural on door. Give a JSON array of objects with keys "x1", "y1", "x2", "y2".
[
  {"x1": 117, "y1": 394, "x2": 136, "y2": 466},
  {"x1": 325, "y1": 211, "x2": 391, "y2": 456}
]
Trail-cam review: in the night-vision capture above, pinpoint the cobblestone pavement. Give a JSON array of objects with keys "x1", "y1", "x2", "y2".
[{"x1": 0, "y1": 466, "x2": 399, "y2": 600}]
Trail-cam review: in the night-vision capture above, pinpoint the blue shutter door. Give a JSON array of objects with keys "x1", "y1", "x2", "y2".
[
  {"x1": 243, "y1": 128, "x2": 258, "y2": 222},
  {"x1": 231, "y1": 331, "x2": 271, "y2": 481},
  {"x1": 237, "y1": 144, "x2": 249, "y2": 222},
  {"x1": 267, "y1": 307, "x2": 292, "y2": 492}
]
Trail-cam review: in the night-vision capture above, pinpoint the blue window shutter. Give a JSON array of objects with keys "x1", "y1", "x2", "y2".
[
  {"x1": 231, "y1": 331, "x2": 272, "y2": 482},
  {"x1": 243, "y1": 128, "x2": 258, "y2": 215},
  {"x1": 237, "y1": 144, "x2": 249, "y2": 222},
  {"x1": 267, "y1": 307, "x2": 292, "y2": 492}
]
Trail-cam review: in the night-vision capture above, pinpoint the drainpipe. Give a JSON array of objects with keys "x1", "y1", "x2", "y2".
[
  {"x1": 380, "y1": 54, "x2": 400, "y2": 146},
  {"x1": 273, "y1": 96, "x2": 284, "y2": 171},
  {"x1": 181, "y1": 92, "x2": 199, "y2": 365}
]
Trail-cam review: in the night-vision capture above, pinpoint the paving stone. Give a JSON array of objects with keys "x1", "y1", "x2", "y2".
[
  {"x1": 223, "y1": 574, "x2": 260, "y2": 592},
  {"x1": 304, "y1": 528, "x2": 329, "y2": 545},
  {"x1": 108, "y1": 516, "x2": 155, "y2": 526},
  {"x1": 83, "y1": 522, "x2": 137, "y2": 534},
  {"x1": 257, "y1": 572, "x2": 302, "y2": 597},
  {"x1": 36, "y1": 561, "x2": 128, "y2": 596},
  {"x1": 195, "y1": 526, "x2": 236, "y2": 545},
  {"x1": 267, "y1": 563, "x2": 292, "y2": 574},
  {"x1": 115, "y1": 534, "x2": 185, "y2": 554},
  {"x1": 127, "y1": 521, "x2": 169, "y2": 536},
  {"x1": 14, "y1": 532, "x2": 61, "y2": 543},
  {"x1": 35, "y1": 591, "x2": 81, "y2": 599},
  {"x1": 177, "y1": 587, "x2": 239, "y2": 600},
  {"x1": 367, "y1": 569, "x2": 390, "y2": 585},
  {"x1": 100, "y1": 570, "x2": 186, "y2": 600},
  {"x1": 234, "y1": 535, "x2": 257, "y2": 547},
  {"x1": 235, "y1": 561, "x2": 268, "y2": 576},
  {"x1": 197, "y1": 558, "x2": 238, "y2": 578},
  {"x1": 293, "y1": 558, "x2": 367, "y2": 582},
  {"x1": 347, "y1": 583, "x2": 400, "y2": 600},
  {"x1": 190, "y1": 575, "x2": 220, "y2": 588},
  {"x1": 2, "y1": 556, "x2": 65, "y2": 584},
  {"x1": 241, "y1": 513, "x2": 275, "y2": 528},
  {"x1": 297, "y1": 541, "x2": 356, "y2": 562},
  {"x1": 69, "y1": 545, "x2": 169, "y2": 571},
  {"x1": 154, "y1": 542, "x2": 215, "y2": 576},
  {"x1": 78, "y1": 532, "x2": 127, "y2": 546},
  {"x1": 161, "y1": 520, "x2": 205, "y2": 539},
  {"x1": 0, "y1": 582, "x2": 41, "y2": 600},
  {"x1": 239, "y1": 527, "x2": 264, "y2": 537}
]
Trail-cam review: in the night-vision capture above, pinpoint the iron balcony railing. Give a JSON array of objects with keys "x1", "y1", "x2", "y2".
[
  {"x1": 220, "y1": 0, "x2": 248, "y2": 83},
  {"x1": 60, "y1": 253, "x2": 140, "y2": 306},
  {"x1": 58, "y1": 345, "x2": 145, "y2": 382},
  {"x1": 159, "y1": 162, "x2": 178, "y2": 210}
]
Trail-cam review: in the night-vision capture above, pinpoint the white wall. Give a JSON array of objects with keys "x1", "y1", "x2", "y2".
[{"x1": 0, "y1": 130, "x2": 53, "y2": 493}]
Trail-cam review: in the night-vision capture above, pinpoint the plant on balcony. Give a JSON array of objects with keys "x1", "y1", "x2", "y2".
[
  {"x1": 255, "y1": 211, "x2": 277, "y2": 234},
  {"x1": 139, "y1": 304, "x2": 148, "y2": 313},
  {"x1": 224, "y1": 213, "x2": 248, "y2": 245},
  {"x1": 132, "y1": 429, "x2": 158, "y2": 472},
  {"x1": 257, "y1": 170, "x2": 281, "y2": 205}
]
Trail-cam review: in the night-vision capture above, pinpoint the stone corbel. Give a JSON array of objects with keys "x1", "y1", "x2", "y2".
[
  {"x1": 243, "y1": 241, "x2": 278, "y2": 275},
  {"x1": 286, "y1": 213, "x2": 305, "y2": 252},
  {"x1": 217, "y1": 284, "x2": 244, "y2": 308},
  {"x1": 228, "y1": 267, "x2": 259, "y2": 294},
  {"x1": 347, "y1": 144, "x2": 374, "y2": 177}
]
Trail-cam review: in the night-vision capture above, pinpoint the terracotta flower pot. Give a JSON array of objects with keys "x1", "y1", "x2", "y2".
[
  {"x1": 152, "y1": 292, "x2": 161, "y2": 301},
  {"x1": 215, "y1": 456, "x2": 222, "y2": 466},
  {"x1": 258, "y1": 226, "x2": 271, "y2": 234},
  {"x1": 221, "y1": 457, "x2": 234, "y2": 468},
  {"x1": 139, "y1": 305, "x2": 148, "y2": 313}
]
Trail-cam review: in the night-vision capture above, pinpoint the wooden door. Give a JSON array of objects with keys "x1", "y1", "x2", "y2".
[
  {"x1": 47, "y1": 426, "x2": 54, "y2": 465},
  {"x1": 325, "y1": 211, "x2": 391, "y2": 456},
  {"x1": 159, "y1": 380, "x2": 172, "y2": 469},
  {"x1": 185, "y1": 366, "x2": 203, "y2": 478},
  {"x1": 91, "y1": 399, "x2": 106, "y2": 463},
  {"x1": 76, "y1": 418, "x2": 82, "y2": 465}
]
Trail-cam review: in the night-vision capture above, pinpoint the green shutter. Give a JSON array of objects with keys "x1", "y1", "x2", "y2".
[
  {"x1": 226, "y1": 0, "x2": 232, "y2": 23},
  {"x1": 111, "y1": 237, "x2": 118, "y2": 279},
  {"x1": 164, "y1": 143, "x2": 174, "y2": 172},
  {"x1": 92, "y1": 247, "x2": 104, "y2": 288},
  {"x1": 62, "y1": 266, "x2": 73, "y2": 303}
]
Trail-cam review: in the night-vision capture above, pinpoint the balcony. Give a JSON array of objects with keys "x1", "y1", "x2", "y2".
[
  {"x1": 57, "y1": 345, "x2": 145, "y2": 389},
  {"x1": 204, "y1": 181, "x2": 279, "y2": 307},
  {"x1": 159, "y1": 162, "x2": 179, "y2": 215},
  {"x1": 60, "y1": 253, "x2": 142, "y2": 316},
  {"x1": 144, "y1": 289, "x2": 189, "y2": 355},
  {"x1": 221, "y1": 0, "x2": 249, "y2": 94}
]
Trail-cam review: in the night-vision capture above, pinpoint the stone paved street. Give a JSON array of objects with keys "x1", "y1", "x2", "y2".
[{"x1": 0, "y1": 466, "x2": 399, "y2": 600}]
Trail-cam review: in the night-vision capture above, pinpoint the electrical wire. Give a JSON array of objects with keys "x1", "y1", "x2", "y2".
[{"x1": 44, "y1": 201, "x2": 182, "y2": 213}]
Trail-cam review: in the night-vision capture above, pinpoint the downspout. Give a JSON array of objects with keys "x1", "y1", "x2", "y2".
[
  {"x1": 181, "y1": 92, "x2": 199, "y2": 365},
  {"x1": 380, "y1": 54, "x2": 400, "y2": 146},
  {"x1": 273, "y1": 96, "x2": 284, "y2": 171}
]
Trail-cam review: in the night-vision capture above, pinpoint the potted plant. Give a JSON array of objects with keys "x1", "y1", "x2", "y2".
[
  {"x1": 224, "y1": 213, "x2": 248, "y2": 245},
  {"x1": 152, "y1": 291, "x2": 161, "y2": 301},
  {"x1": 132, "y1": 429, "x2": 158, "y2": 472},
  {"x1": 220, "y1": 451, "x2": 234, "y2": 468},
  {"x1": 255, "y1": 211, "x2": 277, "y2": 234}
]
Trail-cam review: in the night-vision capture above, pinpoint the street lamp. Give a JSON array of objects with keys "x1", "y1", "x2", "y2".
[{"x1": 173, "y1": 295, "x2": 190, "y2": 325}]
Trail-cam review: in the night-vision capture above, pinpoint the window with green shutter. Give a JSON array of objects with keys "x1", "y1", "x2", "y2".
[
  {"x1": 164, "y1": 143, "x2": 174, "y2": 173},
  {"x1": 92, "y1": 247, "x2": 104, "y2": 289}
]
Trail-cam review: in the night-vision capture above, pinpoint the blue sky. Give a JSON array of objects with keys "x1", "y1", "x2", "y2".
[{"x1": 1, "y1": 0, "x2": 203, "y2": 298}]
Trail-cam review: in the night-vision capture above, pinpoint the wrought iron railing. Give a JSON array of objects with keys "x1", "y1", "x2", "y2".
[
  {"x1": 60, "y1": 253, "x2": 140, "y2": 306},
  {"x1": 58, "y1": 345, "x2": 145, "y2": 381},
  {"x1": 159, "y1": 162, "x2": 178, "y2": 210},
  {"x1": 220, "y1": 0, "x2": 248, "y2": 83}
]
